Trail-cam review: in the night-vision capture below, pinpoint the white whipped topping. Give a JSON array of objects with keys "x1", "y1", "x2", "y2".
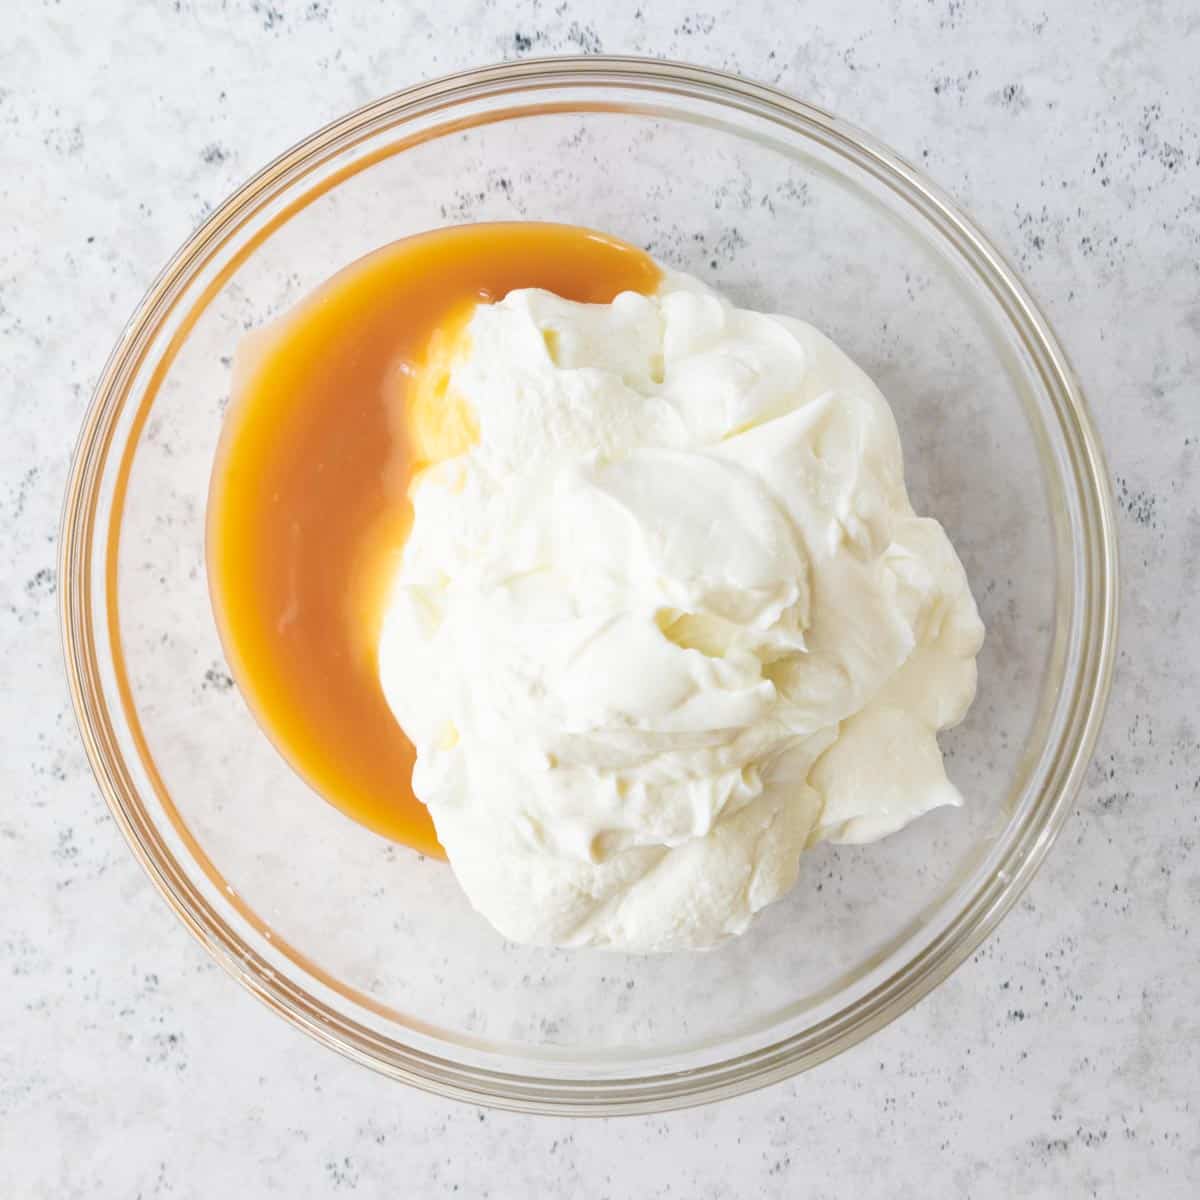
[{"x1": 379, "y1": 270, "x2": 984, "y2": 952}]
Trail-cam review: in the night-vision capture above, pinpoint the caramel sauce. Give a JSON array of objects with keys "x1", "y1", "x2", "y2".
[{"x1": 207, "y1": 223, "x2": 661, "y2": 854}]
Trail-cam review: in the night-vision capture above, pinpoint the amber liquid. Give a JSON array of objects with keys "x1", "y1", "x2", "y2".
[{"x1": 207, "y1": 223, "x2": 661, "y2": 855}]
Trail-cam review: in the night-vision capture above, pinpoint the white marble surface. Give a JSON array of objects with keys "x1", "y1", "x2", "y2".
[{"x1": 2, "y1": 1, "x2": 1198, "y2": 1195}]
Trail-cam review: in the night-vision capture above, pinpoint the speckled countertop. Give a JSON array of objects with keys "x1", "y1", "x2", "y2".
[{"x1": 3, "y1": 1, "x2": 1198, "y2": 1195}]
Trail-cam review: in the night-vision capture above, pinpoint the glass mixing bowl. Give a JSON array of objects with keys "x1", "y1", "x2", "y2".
[{"x1": 60, "y1": 58, "x2": 1118, "y2": 1113}]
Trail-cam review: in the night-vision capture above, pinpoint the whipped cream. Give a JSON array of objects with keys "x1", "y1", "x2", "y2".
[{"x1": 379, "y1": 271, "x2": 984, "y2": 952}]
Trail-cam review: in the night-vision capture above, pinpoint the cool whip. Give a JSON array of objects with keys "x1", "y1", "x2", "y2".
[{"x1": 379, "y1": 271, "x2": 984, "y2": 952}]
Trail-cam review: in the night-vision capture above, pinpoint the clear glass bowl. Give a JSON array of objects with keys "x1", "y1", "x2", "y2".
[{"x1": 60, "y1": 57, "x2": 1118, "y2": 1113}]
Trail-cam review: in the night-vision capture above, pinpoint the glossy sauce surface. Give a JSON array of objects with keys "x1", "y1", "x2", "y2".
[{"x1": 207, "y1": 223, "x2": 661, "y2": 854}]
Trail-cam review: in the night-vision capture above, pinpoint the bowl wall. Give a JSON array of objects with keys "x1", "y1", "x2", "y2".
[{"x1": 61, "y1": 58, "x2": 1117, "y2": 1113}]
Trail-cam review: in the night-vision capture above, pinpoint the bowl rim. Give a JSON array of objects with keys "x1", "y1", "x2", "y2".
[{"x1": 60, "y1": 54, "x2": 1119, "y2": 1114}]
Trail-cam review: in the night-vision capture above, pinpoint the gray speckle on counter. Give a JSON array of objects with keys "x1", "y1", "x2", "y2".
[{"x1": 2, "y1": 1, "x2": 1199, "y2": 1196}]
